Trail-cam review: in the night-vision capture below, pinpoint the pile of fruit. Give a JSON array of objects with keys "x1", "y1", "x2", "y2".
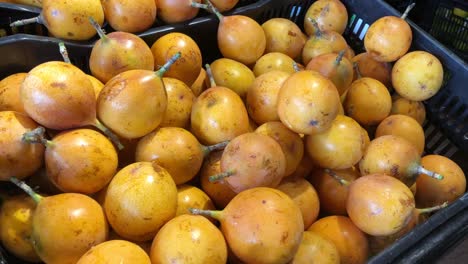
[{"x1": 0, "y1": 0, "x2": 466, "y2": 263}]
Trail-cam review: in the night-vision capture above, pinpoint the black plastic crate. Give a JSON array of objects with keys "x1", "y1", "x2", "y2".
[{"x1": 0, "y1": 0, "x2": 467, "y2": 263}]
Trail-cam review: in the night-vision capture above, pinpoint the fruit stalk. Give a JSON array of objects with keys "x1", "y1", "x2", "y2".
[
  {"x1": 353, "y1": 62, "x2": 362, "y2": 79},
  {"x1": 155, "y1": 52, "x2": 182, "y2": 78},
  {"x1": 190, "y1": 2, "x2": 208, "y2": 9},
  {"x1": 189, "y1": 208, "x2": 221, "y2": 219},
  {"x1": 93, "y1": 119, "x2": 125, "y2": 151},
  {"x1": 324, "y1": 169, "x2": 351, "y2": 186},
  {"x1": 10, "y1": 16, "x2": 40, "y2": 27},
  {"x1": 205, "y1": 63, "x2": 217, "y2": 87},
  {"x1": 21, "y1": 126, "x2": 54, "y2": 148},
  {"x1": 203, "y1": 0, "x2": 223, "y2": 20},
  {"x1": 9, "y1": 177, "x2": 43, "y2": 204},
  {"x1": 202, "y1": 140, "x2": 230, "y2": 156},
  {"x1": 59, "y1": 42, "x2": 71, "y2": 64},
  {"x1": 335, "y1": 50, "x2": 346, "y2": 66},
  {"x1": 307, "y1": 17, "x2": 322, "y2": 38},
  {"x1": 209, "y1": 170, "x2": 235, "y2": 182},
  {"x1": 401, "y1": 3, "x2": 416, "y2": 20},
  {"x1": 293, "y1": 62, "x2": 301, "y2": 72},
  {"x1": 88, "y1": 16, "x2": 108, "y2": 41},
  {"x1": 417, "y1": 166, "x2": 444, "y2": 180},
  {"x1": 417, "y1": 201, "x2": 449, "y2": 214}
]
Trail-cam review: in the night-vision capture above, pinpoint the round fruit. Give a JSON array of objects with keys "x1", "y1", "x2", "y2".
[
  {"x1": 77, "y1": 240, "x2": 151, "y2": 264},
  {"x1": 305, "y1": 115, "x2": 364, "y2": 169},
  {"x1": 302, "y1": 27, "x2": 348, "y2": 66},
  {"x1": 291, "y1": 231, "x2": 340, "y2": 264},
  {"x1": 375, "y1": 114, "x2": 425, "y2": 155},
  {"x1": 0, "y1": 111, "x2": 44, "y2": 181},
  {"x1": 0, "y1": 73, "x2": 27, "y2": 113},
  {"x1": 392, "y1": 51, "x2": 444, "y2": 101},
  {"x1": 246, "y1": 70, "x2": 290, "y2": 125},
  {"x1": 346, "y1": 173, "x2": 415, "y2": 236},
  {"x1": 159, "y1": 77, "x2": 195, "y2": 128},
  {"x1": 176, "y1": 185, "x2": 216, "y2": 219},
  {"x1": 101, "y1": 0, "x2": 156, "y2": 33},
  {"x1": 253, "y1": 52, "x2": 296, "y2": 76},
  {"x1": 104, "y1": 162, "x2": 177, "y2": 242},
  {"x1": 150, "y1": 214, "x2": 228, "y2": 264},
  {"x1": 352, "y1": 52, "x2": 392, "y2": 88},
  {"x1": 262, "y1": 17, "x2": 306, "y2": 59},
  {"x1": 190, "y1": 187, "x2": 304, "y2": 264},
  {"x1": 151, "y1": 32, "x2": 202, "y2": 86},
  {"x1": 391, "y1": 95, "x2": 426, "y2": 125},
  {"x1": 304, "y1": 0, "x2": 348, "y2": 36},
  {"x1": 156, "y1": 0, "x2": 201, "y2": 24},
  {"x1": 210, "y1": 58, "x2": 256, "y2": 99},
  {"x1": 344, "y1": 77, "x2": 392, "y2": 126},
  {"x1": 277, "y1": 70, "x2": 341, "y2": 135},
  {"x1": 416, "y1": 155, "x2": 466, "y2": 207}
]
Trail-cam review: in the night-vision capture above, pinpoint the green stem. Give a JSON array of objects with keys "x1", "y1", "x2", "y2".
[
  {"x1": 293, "y1": 62, "x2": 301, "y2": 72},
  {"x1": 353, "y1": 62, "x2": 362, "y2": 79},
  {"x1": 88, "y1": 16, "x2": 108, "y2": 41},
  {"x1": 209, "y1": 170, "x2": 235, "y2": 182},
  {"x1": 204, "y1": 0, "x2": 223, "y2": 20},
  {"x1": 307, "y1": 17, "x2": 322, "y2": 38},
  {"x1": 21, "y1": 127, "x2": 54, "y2": 147},
  {"x1": 324, "y1": 169, "x2": 351, "y2": 186},
  {"x1": 201, "y1": 140, "x2": 230, "y2": 157},
  {"x1": 9, "y1": 177, "x2": 43, "y2": 204},
  {"x1": 10, "y1": 16, "x2": 40, "y2": 27},
  {"x1": 335, "y1": 50, "x2": 346, "y2": 67},
  {"x1": 155, "y1": 52, "x2": 182, "y2": 78},
  {"x1": 401, "y1": 3, "x2": 416, "y2": 20},
  {"x1": 189, "y1": 208, "x2": 222, "y2": 220},
  {"x1": 205, "y1": 63, "x2": 217, "y2": 87},
  {"x1": 191, "y1": 2, "x2": 208, "y2": 9},
  {"x1": 59, "y1": 42, "x2": 71, "y2": 64},
  {"x1": 93, "y1": 119, "x2": 124, "y2": 151},
  {"x1": 417, "y1": 166, "x2": 444, "y2": 180},
  {"x1": 417, "y1": 201, "x2": 448, "y2": 214}
]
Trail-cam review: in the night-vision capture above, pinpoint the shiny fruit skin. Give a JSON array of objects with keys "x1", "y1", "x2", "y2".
[
  {"x1": 344, "y1": 77, "x2": 392, "y2": 126},
  {"x1": 302, "y1": 31, "x2": 348, "y2": 65},
  {"x1": 308, "y1": 215, "x2": 369, "y2": 264},
  {"x1": 291, "y1": 231, "x2": 340, "y2": 264},
  {"x1": 262, "y1": 18, "x2": 306, "y2": 59},
  {"x1": 89, "y1": 32, "x2": 154, "y2": 84},
  {"x1": 221, "y1": 133, "x2": 286, "y2": 193},
  {"x1": 0, "y1": 111, "x2": 44, "y2": 181},
  {"x1": 159, "y1": 77, "x2": 195, "y2": 128},
  {"x1": 135, "y1": 127, "x2": 203, "y2": 185},
  {"x1": 0, "y1": 195, "x2": 40, "y2": 262},
  {"x1": 190, "y1": 86, "x2": 249, "y2": 145},
  {"x1": 253, "y1": 52, "x2": 296, "y2": 76},
  {"x1": 97, "y1": 70, "x2": 167, "y2": 139},
  {"x1": 306, "y1": 52, "x2": 354, "y2": 96},
  {"x1": 86, "y1": 74, "x2": 104, "y2": 100},
  {"x1": 246, "y1": 70, "x2": 290, "y2": 125},
  {"x1": 392, "y1": 51, "x2": 444, "y2": 101},
  {"x1": 277, "y1": 177, "x2": 320, "y2": 229},
  {"x1": 42, "y1": 0, "x2": 104, "y2": 40},
  {"x1": 211, "y1": 0, "x2": 238, "y2": 12},
  {"x1": 156, "y1": 0, "x2": 201, "y2": 24},
  {"x1": 77, "y1": 240, "x2": 151, "y2": 264},
  {"x1": 375, "y1": 114, "x2": 425, "y2": 155},
  {"x1": 359, "y1": 135, "x2": 421, "y2": 187},
  {"x1": 200, "y1": 150, "x2": 237, "y2": 209},
  {"x1": 255, "y1": 121, "x2": 304, "y2": 176},
  {"x1": 0, "y1": 73, "x2": 27, "y2": 113},
  {"x1": 309, "y1": 167, "x2": 360, "y2": 215},
  {"x1": 151, "y1": 32, "x2": 202, "y2": 86},
  {"x1": 416, "y1": 155, "x2": 466, "y2": 207},
  {"x1": 277, "y1": 70, "x2": 341, "y2": 135},
  {"x1": 306, "y1": 115, "x2": 364, "y2": 169},
  {"x1": 176, "y1": 185, "x2": 216, "y2": 219},
  {"x1": 304, "y1": 0, "x2": 348, "y2": 36},
  {"x1": 21, "y1": 61, "x2": 96, "y2": 130},
  {"x1": 102, "y1": 0, "x2": 156, "y2": 33},
  {"x1": 150, "y1": 214, "x2": 228, "y2": 264},
  {"x1": 391, "y1": 95, "x2": 426, "y2": 125},
  {"x1": 347, "y1": 173, "x2": 415, "y2": 236},
  {"x1": 218, "y1": 15, "x2": 266, "y2": 65},
  {"x1": 45, "y1": 128, "x2": 118, "y2": 194},
  {"x1": 352, "y1": 52, "x2": 392, "y2": 88},
  {"x1": 32, "y1": 193, "x2": 108, "y2": 264},
  {"x1": 210, "y1": 58, "x2": 256, "y2": 99},
  {"x1": 364, "y1": 16, "x2": 412, "y2": 62},
  {"x1": 222, "y1": 187, "x2": 304, "y2": 264},
  {"x1": 104, "y1": 162, "x2": 177, "y2": 242}
]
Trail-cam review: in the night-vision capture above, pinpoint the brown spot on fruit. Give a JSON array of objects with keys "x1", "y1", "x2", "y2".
[
  {"x1": 280, "y1": 231, "x2": 289, "y2": 244},
  {"x1": 391, "y1": 164, "x2": 399, "y2": 177},
  {"x1": 309, "y1": 120, "x2": 319, "y2": 126},
  {"x1": 51, "y1": 82, "x2": 66, "y2": 89},
  {"x1": 288, "y1": 30, "x2": 297, "y2": 37}
]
